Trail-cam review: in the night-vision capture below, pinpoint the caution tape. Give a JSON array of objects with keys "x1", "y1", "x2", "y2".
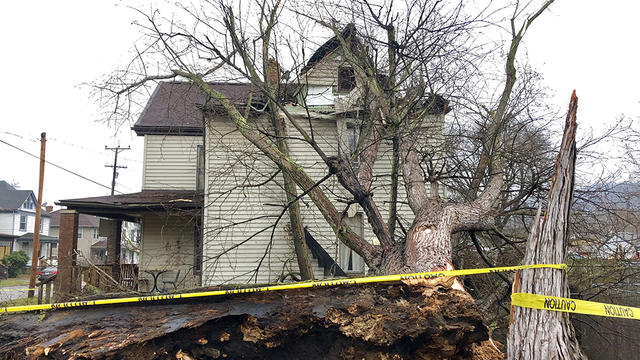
[
  {"x1": 0, "y1": 263, "x2": 565, "y2": 314},
  {"x1": 0, "y1": 288, "x2": 36, "y2": 292},
  {"x1": 512, "y1": 293, "x2": 639, "y2": 321}
]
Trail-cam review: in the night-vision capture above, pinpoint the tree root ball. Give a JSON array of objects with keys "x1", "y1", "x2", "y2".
[{"x1": 0, "y1": 282, "x2": 503, "y2": 359}]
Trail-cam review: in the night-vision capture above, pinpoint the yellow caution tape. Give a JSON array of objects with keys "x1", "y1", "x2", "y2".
[
  {"x1": 1, "y1": 263, "x2": 565, "y2": 314},
  {"x1": 0, "y1": 288, "x2": 37, "y2": 292},
  {"x1": 512, "y1": 292, "x2": 640, "y2": 321}
]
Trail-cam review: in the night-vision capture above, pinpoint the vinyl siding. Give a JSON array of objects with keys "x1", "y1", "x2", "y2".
[
  {"x1": 202, "y1": 111, "x2": 445, "y2": 284},
  {"x1": 49, "y1": 226, "x2": 96, "y2": 265},
  {"x1": 142, "y1": 135, "x2": 203, "y2": 190},
  {"x1": 0, "y1": 213, "x2": 14, "y2": 235},
  {"x1": 139, "y1": 213, "x2": 198, "y2": 290}
]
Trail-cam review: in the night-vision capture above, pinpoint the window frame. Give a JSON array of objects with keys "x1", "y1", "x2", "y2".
[
  {"x1": 19, "y1": 215, "x2": 27, "y2": 231},
  {"x1": 337, "y1": 66, "x2": 356, "y2": 93}
]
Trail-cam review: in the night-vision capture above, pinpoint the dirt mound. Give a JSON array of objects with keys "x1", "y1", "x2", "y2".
[{"x1": 0, "y1": 282, "x2": 503, "y2": 359}]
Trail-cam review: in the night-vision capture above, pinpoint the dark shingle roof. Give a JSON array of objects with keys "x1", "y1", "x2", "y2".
[
  {"x1": 16, "y1": 233, "x2": 58, "y2": 243},
  {"x1": 132, "y1": 82, "x2": 265, "y2": 136},
  {"x1": 0, "y1": 181, "x2": 33, "y2": 211}
]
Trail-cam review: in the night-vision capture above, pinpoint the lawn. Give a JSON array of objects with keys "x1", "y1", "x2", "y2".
[{"x1": 0, "y1": 273, "x2": 31, "y2": 287}]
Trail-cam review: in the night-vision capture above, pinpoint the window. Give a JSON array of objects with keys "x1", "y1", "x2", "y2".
[
  {"x1": 338, "y1": 214, "x2": 365, "y2": 273},
  {"x1": 346, "y1": 125, "x2": 358, "y2": 155},
  {"x1": 77, "y1": 227, "x2": 83, "y2": 239},
  {"x1": 337, "y1": 66, "x2": 356, "y2": 93},
  {"x1": 23, "y1": 197, "x2": 34, "y2": 210},
  {"x1": 39, "y1": 219, "x2": 43, "y2": 233},
  {"x1": 93, "y1": 228, "x2": 98, "y2": 239},
  {"x1": 196, "y1": 145, "x2": 205, "y2": 192},
  {"x1": 19, "y1": 215, "x2": 27, "y2": 231}
]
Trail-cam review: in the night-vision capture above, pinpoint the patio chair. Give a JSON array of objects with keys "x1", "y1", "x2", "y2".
[{"x1": 162, "y1": 269, "x2": 181, "y2": 291}]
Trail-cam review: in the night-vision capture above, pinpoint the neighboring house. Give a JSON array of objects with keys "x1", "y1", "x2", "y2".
[
  {"x1": 49, "y1": 210, "x2": 101, "y2": 265},
  {"x1": 0, "y1": 180, "x2": 52, "y2": 263},
  {"x1": 58, "y1": 26, "x2": 445, "y2": 288},
  {"x1": 90, "y1": 238, "x2": 138, "y2": 265},
  {"x1": 50, "y1": 210, "x2": 140, "y2": 266}
]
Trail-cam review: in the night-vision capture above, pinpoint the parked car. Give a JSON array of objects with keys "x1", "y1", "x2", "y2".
[{"x1": 38, "y1": 266, "x2": 57, "y2": 283}]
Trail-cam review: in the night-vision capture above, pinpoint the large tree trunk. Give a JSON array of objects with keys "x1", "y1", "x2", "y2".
[{"x1": 507, "y1": 91, "x2": 586, "y2": 359}]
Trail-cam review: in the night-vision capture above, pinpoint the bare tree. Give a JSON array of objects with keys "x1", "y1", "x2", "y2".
[{"x1": 95, "y1": 0, "x2": 556, "y2": 279}]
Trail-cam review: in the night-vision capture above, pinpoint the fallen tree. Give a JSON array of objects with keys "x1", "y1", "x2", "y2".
[{"x1": 0, "y1": 281, "x2": 503, "y2": 359}]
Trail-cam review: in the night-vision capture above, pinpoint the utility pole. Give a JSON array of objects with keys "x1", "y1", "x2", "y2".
[
  {"x1": 28, "y1": 133, "x2": 46, "y2": 298},
  {"x1": 105, "y1": 145, "x2": 130, "y2": 195}
]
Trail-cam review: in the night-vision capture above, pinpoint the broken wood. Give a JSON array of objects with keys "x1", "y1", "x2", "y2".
[
  {"x1": 0, "y1": 282, "x2": 503, "y2": 359},
  {"x1": 507, "y1": 91, "x2": 586, "y2": 359}
]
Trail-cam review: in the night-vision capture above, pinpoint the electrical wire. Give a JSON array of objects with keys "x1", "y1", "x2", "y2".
[{"x1": 0, "y1": 138, "x2": 123, "y2": 194}]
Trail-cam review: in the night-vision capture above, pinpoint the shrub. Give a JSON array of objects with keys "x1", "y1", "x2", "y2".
[{"x1": 1, "y1": 251, "x2": 29, "y2": 277}]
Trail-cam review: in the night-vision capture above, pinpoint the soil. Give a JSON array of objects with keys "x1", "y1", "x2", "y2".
[{"x1": 0, "y1": 281, "x2": 503, "y2": 359}]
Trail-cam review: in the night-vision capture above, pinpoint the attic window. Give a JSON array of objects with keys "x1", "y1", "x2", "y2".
[{"x1": 338, "y1": 66, "x2": 356, "y2": 93}]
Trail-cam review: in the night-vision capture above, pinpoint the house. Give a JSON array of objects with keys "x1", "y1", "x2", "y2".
[
  {"x1": 57, "y1": 25, "x2": 445, "y2": 289},
  {"x1": 0, "y1": 180, "x2": 53, "y2": 263},
  {"x1": 49, "y1": 210, "x2": 100, "y2": 265}
]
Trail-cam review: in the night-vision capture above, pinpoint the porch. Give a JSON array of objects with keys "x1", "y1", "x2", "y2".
[{"x1": 55, "y1": 190, "x2": 202, "y2": 298}]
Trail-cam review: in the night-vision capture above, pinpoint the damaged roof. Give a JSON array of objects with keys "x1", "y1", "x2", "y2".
[
  {"x1": 57, "y1": 190, "x2": 201, "y2": 210},
  {"x1": 300, "y1": 23, "x2": 357, "y2": 75},
  {"x1": 132, "y1": 82, "x2": 265, "y2": 136},
  {"x1": 57, "y1": 190, "x2": 201, "y2": 222}
]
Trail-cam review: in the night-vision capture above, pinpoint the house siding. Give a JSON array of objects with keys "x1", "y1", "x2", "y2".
[
  {"x1": 142, "y1": 135, "x2": 202, "y2": 190},
  {"x1": 201, "y1": 110, "x2": 444, "y2": 284},
  {"x1": 49, "y1": 226, "x2": 94, "y2": 264},
  {"x1": 139, "y1": 213, "x2": 198, "y2": 290},
  {"x1": 0, "y1": 213, "x2": 15, "y2": 235}
]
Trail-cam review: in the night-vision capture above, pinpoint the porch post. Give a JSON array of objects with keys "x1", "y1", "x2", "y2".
[
  {"x1": 101, "y1": 219, "x2": 122, "y2": 283},
  {"x1": 54, "y1": 210, "x2": 79, "y2": 302}
]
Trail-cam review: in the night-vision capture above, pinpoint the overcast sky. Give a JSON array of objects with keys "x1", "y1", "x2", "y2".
[{"x1": 0, "y1": 0, "x2": 638, "y2": 209}]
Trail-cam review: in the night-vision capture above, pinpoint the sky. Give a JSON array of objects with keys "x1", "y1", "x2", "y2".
[{"x1": 0, "y1": 1, "x2": 639, "y2": 209}]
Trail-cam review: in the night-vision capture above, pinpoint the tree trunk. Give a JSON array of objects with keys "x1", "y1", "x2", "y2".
[
  {"x1": 273, "y1": 114, "x2": 315, "y2": 280},
  {"x1": 507, "y1": 91, "x2": 586, "y2": 359}
]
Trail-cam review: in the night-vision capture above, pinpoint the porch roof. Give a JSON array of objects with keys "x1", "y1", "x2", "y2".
[
  {"x1": 16, "y1": 233, "x2": 58, "y2": 243},
  {"x1": 56, "y1": 190, "x2": 202, "y2": 222}
]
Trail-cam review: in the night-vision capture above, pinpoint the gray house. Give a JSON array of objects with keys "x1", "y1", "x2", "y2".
[{"x1": 0, "y1": 180, "x2": 53, "y2": 262}]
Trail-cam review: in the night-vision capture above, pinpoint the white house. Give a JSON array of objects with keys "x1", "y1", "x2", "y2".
[{"x1": 0, "y1": 180, "x2": 53, "y2": 263}]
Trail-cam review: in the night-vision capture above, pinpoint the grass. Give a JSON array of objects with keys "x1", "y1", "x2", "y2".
[{"x1": 0, "y1": 273, "x2": 31, "y2": 287}]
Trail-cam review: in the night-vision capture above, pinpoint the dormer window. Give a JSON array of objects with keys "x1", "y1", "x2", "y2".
[
  {"x1": 24, "y1": 197, "x2": 34, "y2": 210},
  {"x1": 337, "y1": 66, "x2": 356, "y2": 93}
]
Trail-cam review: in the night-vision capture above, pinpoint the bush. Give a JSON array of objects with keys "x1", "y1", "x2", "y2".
[{"x1": 1, "y1": 251, "x2": 29, "y2": 277}]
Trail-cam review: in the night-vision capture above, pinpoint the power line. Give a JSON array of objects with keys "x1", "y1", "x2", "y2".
[
  {"x1": 0, "y1": 131, "x2": 142, "y2": 163},
  {"x1": 0, "y1": 138, "x2": 122, "y2": 194}
]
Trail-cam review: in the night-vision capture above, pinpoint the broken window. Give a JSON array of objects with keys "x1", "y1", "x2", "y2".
[{"x1": 337, "y1": 66, "x2": 356, "y2": 93}]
